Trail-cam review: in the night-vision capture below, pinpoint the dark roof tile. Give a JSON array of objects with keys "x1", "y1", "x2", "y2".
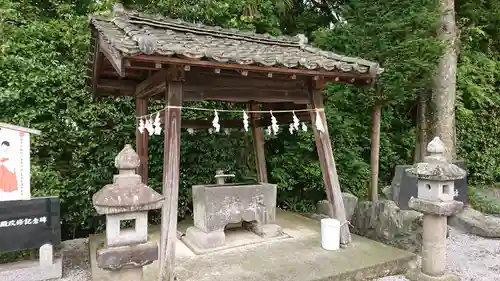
[{"x1": 90, "y1": 9, "x2": 382, "y2": 76}]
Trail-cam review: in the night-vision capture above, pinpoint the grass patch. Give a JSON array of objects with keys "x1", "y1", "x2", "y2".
[{"x1": 0, "y1": 250, "x2": 34, "y2": 264}]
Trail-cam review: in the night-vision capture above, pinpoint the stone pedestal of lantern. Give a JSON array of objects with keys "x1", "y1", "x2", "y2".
[
  {"x1": 93, "y1": 144, "x2": 164, "y2": 281},
  {"x1": 405, "y1": 137, "x2": 466, "y2": 281}
]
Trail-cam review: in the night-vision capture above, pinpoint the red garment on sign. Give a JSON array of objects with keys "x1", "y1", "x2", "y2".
[{"x1": 0, "y1": 158, "x2": 18, "y2": 192}]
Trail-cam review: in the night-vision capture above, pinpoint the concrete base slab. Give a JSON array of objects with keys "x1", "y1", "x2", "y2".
[
  {"x1": 183, "y1": 226, "x2": 226, "y2": 251},
  {"x1": 0, "y1": 257, "x2": 62, "y2": 281},
  {"x1": 405, "y1": 269, "x2": 460, "y2": 281},
  {"x1": 182, "y1": 224, "x2": 289, "y2": 255},
  {"x1": 182, "y1": 221, "x2": 289, "y2": 254},
  {"x1": 90, "y1": 209, "x2": 416, "y2": 281}
]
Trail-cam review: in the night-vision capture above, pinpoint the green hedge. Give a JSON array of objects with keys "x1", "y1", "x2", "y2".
[{"x1": 1, "y1": 0, "x2": 500, "y2": 240}]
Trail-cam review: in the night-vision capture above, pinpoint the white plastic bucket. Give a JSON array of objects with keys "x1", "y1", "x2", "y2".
[{"x1": 321, "y1": 218, "x2": 340, "y2": 251}]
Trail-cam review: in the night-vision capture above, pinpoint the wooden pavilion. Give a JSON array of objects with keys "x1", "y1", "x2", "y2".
[{"x1": 87, "y1": 5, "x2": 382, "y2": 281}]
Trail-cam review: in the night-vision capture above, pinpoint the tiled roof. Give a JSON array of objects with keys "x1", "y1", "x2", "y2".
[{"x1": 89, "y1": 7, "x2": 382, "y2": 76}]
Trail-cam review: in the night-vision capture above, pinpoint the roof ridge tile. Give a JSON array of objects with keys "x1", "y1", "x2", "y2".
[{"x1": 89, "y1": 7, "x2": 382, "y2": 76}]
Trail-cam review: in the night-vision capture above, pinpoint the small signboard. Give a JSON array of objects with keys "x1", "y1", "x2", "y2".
[
  {"x1": 0, "y1": 197, "x2": 61, "y2": 253},
  {"x1": 0, "y1": 122, "x2": 40, "y2": 202}
]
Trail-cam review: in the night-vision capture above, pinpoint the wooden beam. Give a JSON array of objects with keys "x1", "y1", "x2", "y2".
[
  {"x1": 259, "y1": 111, "x2": 311, "y2": 125},
  {"x1": 128, "y1": 64, "x2": 373, "y2": 86},
  {"x1": 189, "y1": 68, "x2": 305, "y2": 81},
  {"x1": 100, "y1": 70, "x2": 142, "y2": 79},
  {"x1": 181, "y1": 119, "x2": 243, "y2": 129},
  {"x1": 308, "y1": 78, "x2": 351, "y2": 245},
  {"x1": 134, "y1": 70, "x2": 307, "y2": 98},
  {"x1": 158, "y1": 66, "x2": 183, "y2": 281},
  {"x1": 90, "y1": 44, "x2": 102, "y2": 98},
  {"x1": 157, "y1": 111, "x2": 310, "y2": 128},
  {"x1": 249, "y1": 103, "x2": 268, "y2": 183},
  {"x1": 143, "y1": 83, "x2": 308, "y2": 102},
  {"x1": 99, "y1": 74, "x2": 306, "y2": 91},
  {"x1": 184, "y1": 71, "x2": 307, "y2": 89},
  {"x1": 135, "y1": 69, "x2": 167, "y2": 98},
  {"x1": 96, "y1": 87, "x2": 309, "y2": 103},
  {"x1": 183, "y1": 89, "x2": 308, "y2": 104},
  {"x1": 98, "y1": 73, "x2": 309, "y2": 103},
  {"x1": 97, "y1": 81, "x2": 309, "y2": 104},
  {"x1": 98, "y1": 34, "x2": 125, "y2": 77},
  {"x1": 127, "y1": 55, "x2": 377, "y2": 80},
  {"x1": 135, "y1": 98, "x2": 149, "y2": 185}
]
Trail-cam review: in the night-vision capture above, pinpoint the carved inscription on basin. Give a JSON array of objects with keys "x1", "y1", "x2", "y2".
[
  {"x1": 193, "y1": 183, "x2": 277, "y2": 232},
  {"x1": 184, "y1": 183, "x2": 282, "y2": 250}
]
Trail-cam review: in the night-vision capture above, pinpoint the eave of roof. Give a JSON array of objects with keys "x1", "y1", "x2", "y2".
[{"x1": 88, "y1": 7, "x2": 383, "y2": 78}]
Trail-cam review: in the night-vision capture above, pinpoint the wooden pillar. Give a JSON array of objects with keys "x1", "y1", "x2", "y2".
[
  {"x1": 135, "y1": 97, "x2": 148, "y2": 184},
  {"x1": 158, "y1": 66, "x2": 183, "y2": 281},
  {"x1": 308, "y1": 78, "x2": 351, "y2": 245},
  {"x1": 249, "y1": 103, "x2": 268, "y2": 183}
]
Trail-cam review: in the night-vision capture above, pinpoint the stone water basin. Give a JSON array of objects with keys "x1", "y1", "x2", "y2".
[{"x1": 184, "y1": 182, "x2": 282, "y2": 250}]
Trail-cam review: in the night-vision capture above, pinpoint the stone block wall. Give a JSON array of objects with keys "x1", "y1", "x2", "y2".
[
  {"x1": 316, "y1": 194, "x2": 423, "y2": 253},
  {"x1": 350, "y1": 200, "x2": 423, "y2": 253}
]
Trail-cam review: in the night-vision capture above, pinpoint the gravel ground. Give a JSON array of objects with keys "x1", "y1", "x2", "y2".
[
  {"x1": 57, "y1": 228, "x2": 500, "y2": 281},
  {"x1": 373, "y1": 227, "x2": 500, "y2": 281}
]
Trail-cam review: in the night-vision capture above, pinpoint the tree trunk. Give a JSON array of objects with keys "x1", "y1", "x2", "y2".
[
  {"x1": 414, "y1": 92, "x2": 428, "y2": 163},
  {"x1": 369, "y1": 101, "x2": 382, "y2": 201},
  {"x1": 431, "y1": 0, "x2": 458, "y2": 161}
]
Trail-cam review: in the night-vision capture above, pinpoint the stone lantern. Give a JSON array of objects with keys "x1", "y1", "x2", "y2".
[
  {"x1": 405, "y1": 137, "x2": 466, "y2": 281},
  {"x1": 92, "y1": 144, "x2": 164, "y2": 281}
]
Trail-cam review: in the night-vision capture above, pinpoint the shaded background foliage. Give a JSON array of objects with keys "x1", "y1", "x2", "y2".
[{"x1": 1, "y1": 0, "x2": 499, "y2": 239}]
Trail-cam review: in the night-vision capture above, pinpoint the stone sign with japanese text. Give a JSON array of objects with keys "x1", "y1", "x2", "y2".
[
  {"x1": 0, "y1": 196, "x2": 61, "y2": 253},
  {"x1": 0, "y1": 123, "x2": 63, "y2": 281}
]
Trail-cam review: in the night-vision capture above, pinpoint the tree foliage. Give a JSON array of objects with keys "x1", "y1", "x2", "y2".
[
  {"x1": 454, "y1": 1, "x2": 500, "y2": 184},
  {"x1": 310, "y1": 0, "x2": 442, "y2": 196},
  {"x1": 1, "y1": 0, "x2": 500, "y2": 239}
]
